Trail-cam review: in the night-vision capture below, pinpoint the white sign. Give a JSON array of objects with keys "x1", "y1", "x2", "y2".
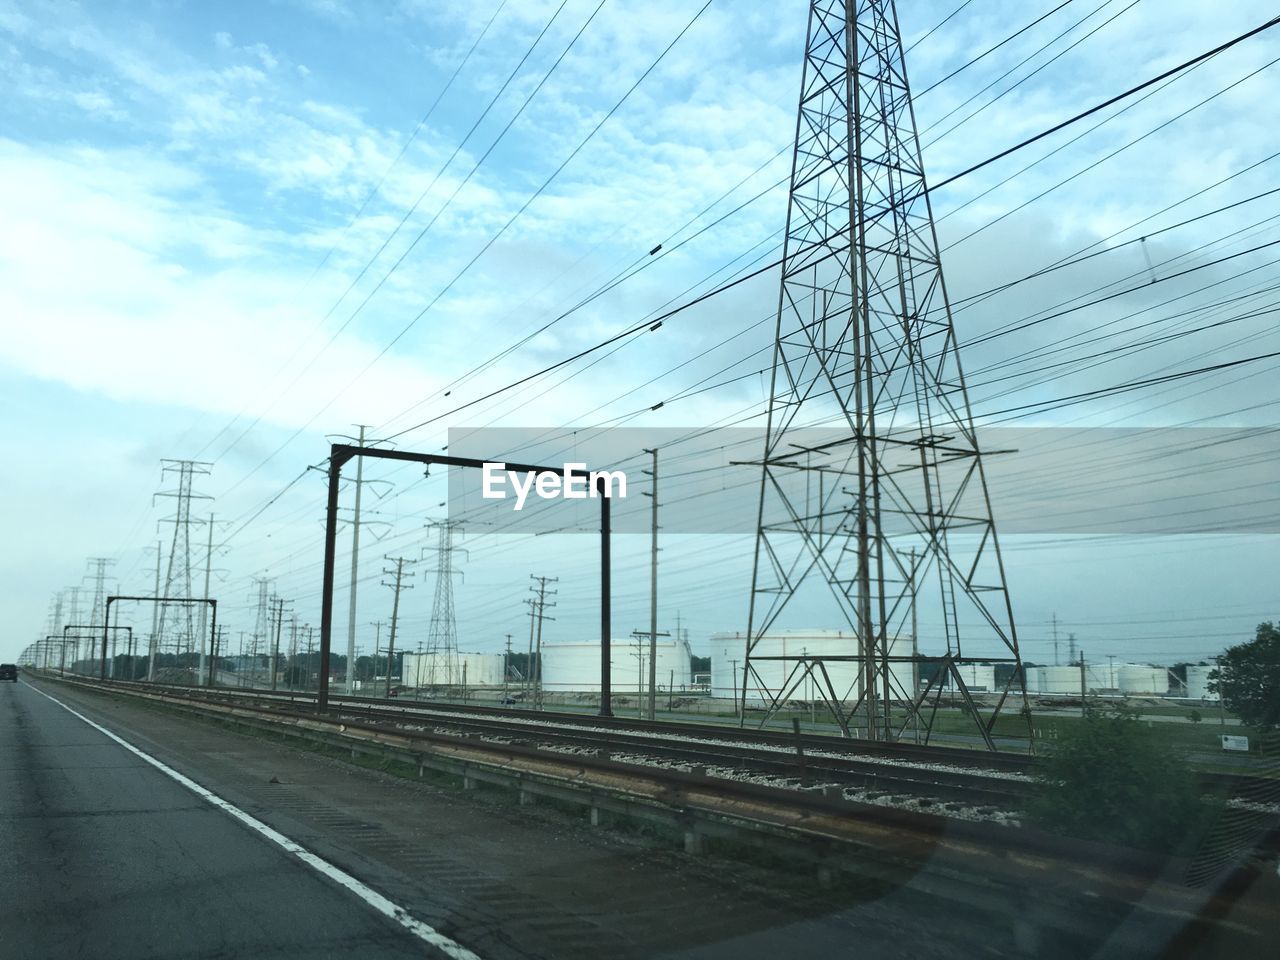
[
  {"x1": 1221, "y1": 735, "x2": 1249, "y2": 752},
  {"x1": 481, "y1": 462, "x2": 627, "y2": 511}
]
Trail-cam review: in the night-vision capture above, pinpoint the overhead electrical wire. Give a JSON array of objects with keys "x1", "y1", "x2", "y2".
[
  {"x1": 928, "y1": 11, "x2": 1280, "y2": 193},
  {"x1": 209, "y1": 193, "x2": 1280, "y2": 570},
  {"x1": 215, "y1": 0, "x2": 716, "y2": 500},
  {"x1": 207, "y1": 9, "x2": 1269, "y2": 535},
  {"x1": 210, "y1": 0, "x2": 590, "y2": 468},
  {"x1": 916, "y1": 0, "x2": 1076, "y2": 96},
  {"x1": 99, "y1": 7, "x2": 1280, "y2": 660},
  {"x1": 905, "y1": 0, "x2": 977, "y2": 53},
  {"x1": 190, "y1": 0, "x2": 511, "y2": 461}
]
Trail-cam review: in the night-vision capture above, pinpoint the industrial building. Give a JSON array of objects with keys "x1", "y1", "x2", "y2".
[
  {"x1": 540, "y1": 637, "x2": 693, "y2": 694},
  {"x1": 399, "y1": 651, "x2": 505, "y2": 689},
  {"x1": 710, "y1": 630, "x2": 916, "y2": 705}
]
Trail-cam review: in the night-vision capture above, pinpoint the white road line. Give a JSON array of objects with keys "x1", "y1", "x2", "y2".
[{"x1": 23, "y1": 681, "x2": 483, "y2": 960}]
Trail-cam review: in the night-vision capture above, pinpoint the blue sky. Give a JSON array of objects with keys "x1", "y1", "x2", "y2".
[{"x1": 1, "y1": 0, "x2": 1277, "y2": 668}]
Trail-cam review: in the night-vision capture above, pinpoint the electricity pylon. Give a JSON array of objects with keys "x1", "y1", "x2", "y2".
[
  {"x1": 743, "y1": 0, "x2": 1030, "y2": 750},
  {"x1": 85, "y1": 558, "x2": 116, "y2": 632},
  {"x1": 423, "y1": 520, "x2": 465, "y2": 690},
  {"x1": 154, "y1": 460, "x2": 213, "y2": 665}
]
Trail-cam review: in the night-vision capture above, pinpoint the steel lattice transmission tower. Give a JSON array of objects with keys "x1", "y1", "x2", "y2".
[
  {"x1": 250, "y1": 577, "x2": 273, "y2": 682},
  {"x1": 85, "y1": 558, "x2": 116, "y2": 631},
  {"x1": 743, "y1": 0, "x2": 1031, "y2": 750},
  {"x1": 422, "y1": 520, "x2": 465, "y2": 689},
  {"x1": 154, "y1": 460, "x2": 213, "y2": 664}
]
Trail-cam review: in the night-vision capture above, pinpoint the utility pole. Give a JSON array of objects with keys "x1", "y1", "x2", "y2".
[
  {"x1": 1052, "y1": 612, "x2": 1060, "y2": 667},
  {"x1": 197, "y1": 513, "x2": 215, "y2": 686},
  {"x1": 631, "y1": 627, "x2": 670, "y2": 717},
  {"x1": 382, "y1": 557, "x2": 415, "y2": 697},
  {"x1": 211, "y1": 624, "x2": 224, "y2": 682},
  {"x1": 1067, "y1": 632, "x2": 1077, "y2": 668},
  {"x1": 1107, "y1": 654, "x2": 1117, "y2": 692},
  {"x1": 642, "y1": 447, "x2": 659, "y2": 720},
  {"x1": 530, "y1": 576, "x2": 557, "y2": 709},
  {"x1": 369, "y1": 620, "x2": 383, "y2": 692},
  {"x1": 632, "y1": 632, "x2": 645, "y2": 718},
  {"x1": 345, "y1": 425, "x2": 370, "y2": 695},
  {"x1": 269, "y1": 597, "x2": 290, "y2": 691},
  {"x1": 524, "y1": 597, "x2": 537, "y2": 700},
  {"x1": 1079, "y1": 648, "x2": 1088, "y2": 718},
  {"x1": 288, "y1": 616, "x2": 299, "y2": 690},
  {"x1": 148, "y1": 542, "x2": 161, "y2": 681},
  {"x1": 504, "y1": 633, "x2": 513, "y2": 702},
  {"x1": 908, "y1": 548, "x2": 919, "y2": 718},
  {"x1": 304, "y1": 625, "x2": 315, "y2": 689}
]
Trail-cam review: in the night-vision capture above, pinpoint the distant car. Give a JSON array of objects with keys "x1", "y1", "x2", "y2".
[
  {"x1": 0, "y1": 664, "x2": 17, "y2": 682},
  {"x1": 500, "y1": 697, "x2": 518, "y2": 705}
]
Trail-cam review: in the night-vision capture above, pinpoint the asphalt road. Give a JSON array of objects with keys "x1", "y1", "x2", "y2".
[
  {"x1": 0, "y1": 679, "x2": 462, "y2": 959},
  {"x1": 5, "y1": 676, "x2": 1270, "y2": 960}
]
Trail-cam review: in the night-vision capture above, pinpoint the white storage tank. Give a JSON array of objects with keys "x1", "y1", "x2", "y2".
[
  {"x1": 1184, "y1": 664, "x2": 1219, "y2": 700},
  {"x1": 1118, "y1": 664, "x2": 1169, "y2": 696},
  {"x1": 710, "y1": 630, "x2": 915, "y2": 705},
  {"x1": 1034, "y1": 665, "x2": 1084, "y2": 695},
  {"x1": 402, "y1": 652, "x2": 505, "y2": 688},
  {"x1": 540, "y1": 636, "x2": 693, "y2": 694},
  {"x1": 1028, "y1": 664, "x2": 1119, "y2": 694},
  {"x1": 1089, "y1": 663, "x2": 1118, "y2": 692},
  {"x1": 944, "y1": 662, "x2": 996, "y2": 693},
  {"x1": 1023, "y1": 666, "x2": 1042, "y2": 693}
]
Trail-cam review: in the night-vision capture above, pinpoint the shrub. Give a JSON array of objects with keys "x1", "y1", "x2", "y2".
[{"x1": 1024, "y1": 706, "x2": 1214, "y2": 853}]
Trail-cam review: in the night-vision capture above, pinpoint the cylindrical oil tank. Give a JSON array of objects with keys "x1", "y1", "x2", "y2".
[
  {"x1": 1034, "y1": 665, "x2": 1085, "y2": 695},
  {"x1": 710, "y1": 630, "x2": 915, "y2": 705},
  {"x1": 402, "y1": 652, "x2": 505, "y2": 687},
  {"x1": 458, "y1": 652, "x2": 505, "y2": 686},
  {"x1": 1184, "y1": 664, "x2": 1219, "y2": 700},
  {"x1": 944, "y1": 662, "x2": 996, "y2": 693},
  {"x1": 540, "y1": 637, "x2": 692, "y2": 694},
  {"x1": 1087, "y1": 663, "x2": 1117, "y2": 692},
  {"x1": 1118, "y1": 664, "x2": 1169, "y2": 695}
]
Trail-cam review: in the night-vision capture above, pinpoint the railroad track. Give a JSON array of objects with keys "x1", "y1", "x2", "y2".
[
  {"x1": 105, "y1": 676, "x2": 1037, "y2": 768},
  {"x1": 67, "y1": 677, "x2": 1280, "y2": 820},
  {"x1": 81, "y1": 677, "x2": 1033, "y2": 816}
]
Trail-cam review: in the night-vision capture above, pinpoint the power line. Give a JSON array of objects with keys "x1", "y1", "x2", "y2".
[
  {"x1": 916, "y1": 0, "x2": 1076, "y2": 96},
  {"x1": 928, "y1": 12, "x2": 1280, "y2": 192},
  {"x1": 215, "y1": 0, "x2": 715, "y2": 498}
]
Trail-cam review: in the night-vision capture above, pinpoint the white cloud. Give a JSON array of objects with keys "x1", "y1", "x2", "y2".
[{"x1": 1, "y1": 0, "x2": 1277, "y2": 662}]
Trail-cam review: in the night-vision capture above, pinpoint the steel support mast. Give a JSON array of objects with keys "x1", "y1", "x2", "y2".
[{"x1": 743, "y1": 0, "x2": 1031, "y2": 750}]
